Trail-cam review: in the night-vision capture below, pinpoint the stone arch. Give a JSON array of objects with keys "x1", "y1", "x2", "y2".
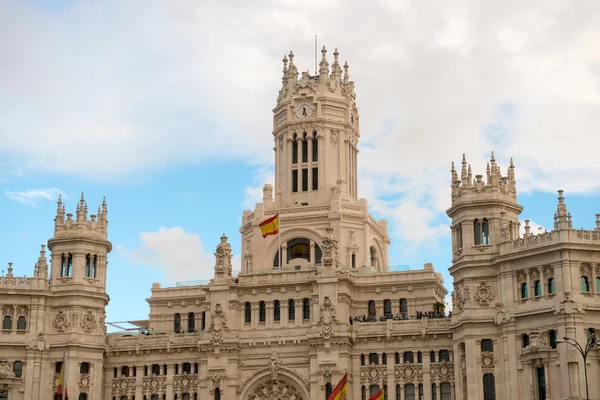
[
  {"x1": 238, "y1": 368, "x2": 309, "y2": 400},
  {"x1": 264, "y1": 226, "x2": 324, "y2": 269},
  {"x1": 369, "y1": 237, "x2": 385, "y2": 271}
]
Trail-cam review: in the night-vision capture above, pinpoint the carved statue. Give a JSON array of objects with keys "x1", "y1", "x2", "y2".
[
  {"x1": 318, "y1": 296, "x2": 338, "y2": 339},
  {"x1": 214, "y1": 234, "x2": 233, "y2": 277},
  {"x1": 321, "y1": 227, "x2": 339, "y2": 269},
  {"x1": 208, "y1": 303, "x2": 229, "y2": 345},
  {"x1": 269, "y1": 352, "x2": 281, "y2": 381}
]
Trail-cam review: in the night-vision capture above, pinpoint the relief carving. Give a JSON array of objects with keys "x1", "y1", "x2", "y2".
[
  {"x1": 321, "y1": 227, "x2": 339, "y2": 269},
  {"x1": 269, "y1": 352, "x2": 281, "y2": 381},
  {"x1": 317, "y1": 296, "x2": 338, "y2": 339},
  {"x1": 208, "y1": 303, "x2": 229, "y2": 345},
  {"x1": 473, "y1": 281, "x2": 495, "y2": 306},
  {"x1": 451, "y1": 283, "x2": 470, "y2": 311},
  {"x1": 53, "y1": 310, "x2": 70, "y2": 332},
  {"x1": 81, "y1": 311, "x2": 96, "y2": 332},
  {"x1": 214, "y1": 235, "x2": 233, "y2": 278},
  {"x1": 248, "y1": 380, "x2": 301, "y2": 400},
  {"x1": 0, "y1": 359, "x2": 15, "y2": 379}
]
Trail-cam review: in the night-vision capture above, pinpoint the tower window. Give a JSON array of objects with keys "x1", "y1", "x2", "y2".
[
  {"x1": 302, "y1": 132, "x2": 308, "y2": 162},
  {"x1": 534, "y1": 280, "x2": 542, "y2": 296},
  {"x1": 549, "y1": 330, "x2": 557, "y2": 349},
  {"x1": 302, "y1": 168, "x2": 308, "y2": 191},
  {"x1": 80, "y1": 362, "x2": 89, "y2": 374},
  {"x1": 2, "y1": 316, "x2": 11, "y2": 330},
  {"x1": 201, "y1": 311, "x2": 206, "y2": 330},
  {"x1": 174, "y1": 313, "x2": 181, "y2": 333},
  {"x1": 521, "y1": 283, "x2": 528, "y2": 299},
  {"x1": 457, "y1": 223, "x2": 463, "y2": 248},
  {"x1": 16, "y1": 316, "x2": 26, "y2": 330},
  {"x1": 399, "y1": 299, "x2": 408, "y2": 318},
  {"x1": 439, "y1": 350, "x2": 450, "y2": 361},
  {"x1": 522, "y1": 333, "x2": 530, "y2": 348},
  {"x1": 292, "y1": 170, "x2": 298, "y2": 193},
  {"x1": 384, "y1": 300, "x2": 392, "y2": 318},
  {"x1": 288, "y1": 299, "x2": 295, "y2": 321},
  {"x1": 92, "y1": 255, "x2": 97, "y2": 278},
  {"x1": 369, "y1": 353, "x2": 378, "y2": 365},
  {"x1": 581, "y1": 276, "x2": 590, "y2": 292},
  {"x1": 61, "y1": 254, "x2": 66, "y2": 277},
  {"x1": 548, "y1": 278, "x2": 555, "y2": 294},
  {"x1": 312, "y1": 167, "x2": 318, "y2": 190},
  {"x1": 481, "y1": 339, "x2": 494, "y2": 352},
  {"x1": 292, "y1": 134, "x2": 298, "y2": 164},
  {"x1": 274, "y1": 300, "x2": 280, "y2": 321},
  {"x1": 312, "y1": 132, "x2": 318, "y2": 161},
  {"x1": 85, "y1": 254, "x2": 91, "y2": 277},
  {"x1": 368, "y1": 300, "x2": 376, "y2": 318},
  {"x1": 259, "y1": 301, "x2": 266, "y2": 322},
  {"x1": 370, "y1": 246, "x2": 377, "y2": 268},
  {"x1": 66, "y1": 253, "x2": 73, "y2": 277},
  {"x1": 403, "y1": 351, "x2": 414, "y2": 363},
  {"x1": 474, "y1": 219, "x2": 490, "y2": 245},
  {"x1": 188, "y1": 312, "x2": 195, "y2": 332},
  {"x1": 13, "y1": 361, "x2": 22, "y2": 378},
  {"x1": 302, "y1": 298, "x2": 310, "y2": 320},
  {"x1": 244, "y1": 302, "x2": 251, "y2": 323},
  {"x1": 483, "y1": 373, "x2": 496, "y2": 400},
  {"x1": 351, "y1": 253, "x2": 356, "y2": 268}
]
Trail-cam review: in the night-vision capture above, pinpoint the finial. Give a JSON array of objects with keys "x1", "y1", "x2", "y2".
[
  {"x1": 282, "y1": 55, "x2": 288, "y2": 72},
  {"x1": 490, "y1": 151, "x2": 495, "y2": 162},
  {"x1": 333, "y1": 48, "x2": 339, "y2": 60},
  {"x1": 58, "y1": 194, "x2": 62, "y2": 204},
  {"x1": 80, "y1": 192, "x2": 85, "y2": 202},
  {"x1": 510, "y1": 157, "x2": 514, "y2": 167},
  {"x1": 451, "y1": 162, "x2": 455, "y2": 173},
  {"x1": 343, "y1": 61, "x2": 349, "y2": 83},
  {"x1": 462, "y1": 153, "x2": 466, "y2": 164},
  {"x1": 321, "y1": 45, "x2": 327, "y2": 60},
  {"x1": 7, "y1": 262, "x2": 13, "y2": 277},
  {"x1": 558, "y1": 190, "x2": 564, "y2": 204},
  {"x1": 289, "y1": 50, "x2": 294, "y2": 63}
]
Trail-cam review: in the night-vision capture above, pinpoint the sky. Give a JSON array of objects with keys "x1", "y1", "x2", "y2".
[{"x1": 1, "y1": 0, "x2": 600, "y2": 324}]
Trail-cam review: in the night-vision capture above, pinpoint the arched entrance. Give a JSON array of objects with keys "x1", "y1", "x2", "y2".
[
  {"x1": 246, "y1": 379, "x2": 305, "y2": 400},
  {"x1": 0, "y1": 390, "x2": 7, "y2": 399}
]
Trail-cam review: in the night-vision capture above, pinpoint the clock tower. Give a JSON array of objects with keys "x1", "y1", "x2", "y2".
[{"x1": 240, "y1": 47, "x2": 390, "y2": 273}]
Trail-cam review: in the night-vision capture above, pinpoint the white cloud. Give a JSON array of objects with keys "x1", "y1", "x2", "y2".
[
  {"x1": 2, "y1": 0, "x2": 600, "y2": 246},
  {"x1": 4, "y1": 188, "x2": 64, "y2": 205},
  {"x1": 241, "y1": 165, "x2": 275, "y2": 211},
  {"x1": 118, "y1": 227, "x2": 238, "y2": 283}
]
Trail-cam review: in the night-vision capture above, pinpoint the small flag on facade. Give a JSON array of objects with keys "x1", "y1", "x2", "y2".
[
  {"x1": 259, "y1": 214, "x2": 279, "y2": 238},
  {"x1": 368, "y1": 388, "x2": 384, "y2": 400},
  {"x1": 57, "y1": 352, "x2": 69, "y2": 400}
]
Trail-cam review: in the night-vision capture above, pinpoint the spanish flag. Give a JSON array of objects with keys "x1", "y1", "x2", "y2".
[
  {"x1": 57, "y1": 352, "x2": 69, "y2": 400},
  {"x1": 368, "y1": 388, "x2": 384, "y2": 400},
  {"x1": 259, "y1": 214, "x2": 279, "y2": 238},
  {"x1": 328, "y1": 373, "x2": 348, "y2": 400}
]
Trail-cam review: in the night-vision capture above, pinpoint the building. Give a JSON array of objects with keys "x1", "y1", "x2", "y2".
[{"x1": 1, "y1": 46, "x2": 600, "y2": 400}]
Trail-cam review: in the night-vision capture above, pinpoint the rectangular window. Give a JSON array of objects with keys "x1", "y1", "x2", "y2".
[
  {"x1": 13, "y1": 361, "x2": 22, "y2": 378},
  {"x1": 274, "y1": 300, "x2": 280, "y2": 321},
  {"x1": 439, "y1": 350, "x2": 450, "y2": 361},
  {"x1": 481, "y1": 339, "x2": 494, "y2": 352},
  {"x1": 292, "y1": 141, "x2": 298, "y2": 164},
  {"x1": 259, "y1": 301, "x2": 266, "y2": 322},
  {"x1": 288, "y1": 299, "x2": 295, "y2": 321},
  {"x1": 302, "y1": 139, "x2": 308, "y2": 162},
  {"x1": 312, "y1": 138, "x2": 318, "y2": 161},
  {"x1": 522, "y1": 334, "x2": 530, "y2": 348},
  {"x1": 549, "y1": 330, "x2": 557, "y2": 349},
  {"x1": 292, "y1": 170, "x2": 298, "y2": 193},
  {"x1": 303, "y1": 298, "x2": 310, "y2": 320},
  {"x1": 302, "y1": 169, "x2": 308, "y2": 192},
  {"x1": 312, "y1": 167, "x2": 318, "y2": 190}
]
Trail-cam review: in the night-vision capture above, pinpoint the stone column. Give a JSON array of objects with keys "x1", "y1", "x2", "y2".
[
  {"x1": 166, "y1": 363, "x2": 175, "y2": 399},
  {"x1": 295, "y1": 299, "x2": 302, "y2": 326},
  {"x1": 436, "y1": 381, "x2": 442, "y2": 399},
  {"x1": 266, "y1": 302, "x2": 273, "y2": 328},
  {"x1": 310, "y1": 241, "x2": 316, "y2": 264},
  {"x1": 252, "y1": 303, "x2": 259, "y2": 329},
  {"x1": 538, "y1": 267, "x2": 545, "y2": 297},
  {"x1": 422, "y1": 351, "x2": 431, "y2": 400},
  {"x1": 282, "y1": 301, "x2": 288, "y2": 325},
  {"x1": 287, "y1": 138, "x2": 293, "y2": 196},
  {"x1": 592, "y1": 263, "x2": 597, "y2": 294},
  {"x1": 525, "y1": 269, "x2": 532, "y2": 299},
  {"x1": 135, "y1": 364, "x2": 144, "y2": 399},
  {"x1": 308, "y1": 138, "x2": 313, "y2": 191}
]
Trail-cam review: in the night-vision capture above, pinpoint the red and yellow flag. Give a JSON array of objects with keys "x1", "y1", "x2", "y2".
[
  {"x1": 259, "y1": 214, "x2": 279, "y2": 238},
  {"x1": 368, "y1": 388, "x2": 384, "y2": 400},
  {"x1": 328, "y1": 373, "x2": 348, "y2": 400},
  {"x1": 57, "y1": 352, "x2": 69, "y2": 400}
]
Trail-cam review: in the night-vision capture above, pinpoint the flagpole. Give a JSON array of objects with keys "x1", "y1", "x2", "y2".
[{"x1": 278, "y1": 215, "x2": 282, "y2": 271}]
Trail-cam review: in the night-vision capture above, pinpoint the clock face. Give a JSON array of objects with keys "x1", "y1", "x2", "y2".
[{"x1": 296, "y1": 103, "x2": 313, "y2": 119}]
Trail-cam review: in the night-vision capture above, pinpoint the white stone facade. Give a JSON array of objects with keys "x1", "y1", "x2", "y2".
[{"x1": 2, "y1": 47, "x2": 600, "y2": 400}]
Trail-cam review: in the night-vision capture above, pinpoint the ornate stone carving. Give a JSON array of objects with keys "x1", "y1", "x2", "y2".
[
  {"x1": 53, "y1": 310, "x2": 70, "y2": 332},
  {"x1": 214, "y1": 234, "x2": 233, "y2": 278},
  {"x1": 473, "y1": 281, "x2": 495, "y2": 306},
  {"x1": 481, "y1": 352, "x2": 494, "y2": 368},
  {"x1": 248, "y1": 379, "x2": 302, "y2": 400},
  {"x1": 499, "y1": 211, "x2": 509, "y2": 241},
  {"x1": 269, "y1": 352, "x2": 281, "y2": 381},
  {"x1": 430, "y1": 361, "x2": 454, "y2": 381},
  {"x1": 361, "y1": 365, "x2": 387, "y2": 383},
  {"x1": 81, "y1": 311, "x2": 96, "y2": 332},
  {"x1": 317, "y1": 296, "x2": 338, "y2": 339},
  {"x1": 0, "y1": 359, "x2": 15, "y2": 379},
  {"x1": 27, "y1": 332, "x2": 49, "y2": 351},
  {"x1": 112, "y1": 377, "x2": 136, "y2": 395},
  {"x1": 393, "y1": 364, "x2": 423, "y2": 383},
  {"x1": 142, "y1": 376, "x2": 167, "y2": 395},
  {"x1": 79, "y1": 373, "x2": 91, "y2": 391},
  {"x1": 330, "y1": 129, "x2": 338, "y2": 145},
  {"x1": 208, "y1": 303, "x2": 229, "y2": 345},
  {"x1": 523, "y1": 330, "x2": 550, "y2": 353},
  {"x1": 451, "y1": 282, "x2": 470, "y2": 311},
  {"x1": 173, "y1": 373, "x2": 198, "y2": 393},
  {"x1": 71, "y1": 311, "x2": 79, "y2": 326},
  {"x1": 321, "y1": 227, "x2": 339, "y2": 268},
  {"x1": 562, "y1": 291, "x2": 574, "y2": 303}
]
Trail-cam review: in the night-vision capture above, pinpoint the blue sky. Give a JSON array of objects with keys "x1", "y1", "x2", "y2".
[{"x1": 1, "y1": 0, "x2": 600, "y2": 324}]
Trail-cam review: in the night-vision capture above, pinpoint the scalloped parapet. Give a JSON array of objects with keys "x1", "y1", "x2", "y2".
[{"x1": 53, "y1": 193, "x2": 108, "y2": 240}]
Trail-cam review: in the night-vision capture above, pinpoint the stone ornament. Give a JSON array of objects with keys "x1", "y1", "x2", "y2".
[
  {"x1": 269, "y1": 352, "x2": 281, "y2": 381},
  {"x1": 430, "y1": 361, "x2": 454, "y2": 381},
  {"x1": 208, "y1": 303, "x2": 229, "y2": 345},
  {"x1": 0, "y1": 358, "x2": 15, "y2": 379},
  {"x1": 317, "y1": 296, "x2": 338, "y2": 339},
  {"x1": 81, "y1": 311, "x2": 96, "y2": 332},
  {"x1": 248, "y1": 380, "x2": 301, "y2": 400},
  {"x1": 481, "y1": 352, "x2": 494, "y2": 368},
  {"x1": 361, "y1": 365, "x2": 387, "y2": 383},
  {"x1": 53, "y1": 310, "x2": 70, "y2": 332},
  {"x1": 79, "y1": 373, "x2": 91, "y2": 391},
  {"x1": 214, "y1": 235, "x2": 233, "y2": 278},
  {"x1": 330, "y1": 130, "x2": 338, "y2": 145},
  {"x1": 111, "y1": 377, "x2": 135, "y2": 395},
  {"x1": 393, "y1": 364, "x2": 423, "y2": 383},
  {"x1": 523, "y1": 330, "x2": 550, "y2": 353},
  {"x1": 473, "y1": 281, "x2": 495, "y2": 306},
  {"x1": 451, "y1": 283, "x2": 470, "y2": 311},
  {"x1": 173, "y1": 373, "x2": 197, "y2": 393},
  {"x1": 142, "y1": 376, "x2": 167, "y2": 395},
  {"x1": 321, "y1": 227, "x2": 339, "y2": 268}
]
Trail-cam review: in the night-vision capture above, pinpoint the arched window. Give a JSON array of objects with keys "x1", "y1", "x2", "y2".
[
  {"x1": 85, "y1": 254, "x2": 91, "y2": 277},
  {"x1": 483, "y1": 373, "x2": 496, "y2": 400},
  {"x1": 259, "y1": 301, "x2": 266, "y2": 322},
  {"x1": 474, "y1": 219, "x2": 482, "y2": 245},
  {"x1": 403, "y1": 351, "x2": 414, "y2": 363},
  {"x1": 370, "y1": 246, "x2": 377, "y2": 268},
  {"x1": 597, "y1": 277, "x2": 600, "y2": 293},
  {"x1": 287, "y1": 238, "x2": 311, "y2": 262},
  {"x1": 457, "y1": 223, "x2": 463, "y2": 248},
  {"x1": 440, "y1": 383, "x2": 452, "y2": 400},
  {"x1": 214, "y1": 388, "x2": 221, "y2": 400},
  {"x1": 17, "y1": 316, "x2": 26, "y2": 330},
  {"x1": 292, "y1": 134, "x2": 298, "y2": 164},
  {"x1": 351, "y1": 253, "x2": 356, "y2": 268},
  {"x1": 151, "y1": 364, "x2": 160, "y2": 375},
  {"x1": 61, "y1": 253, "x2": 67, "y2": 277},
  {"x1": 302, "y1": 132, "x2": 309, "y2": 163},
  {"x1": 201, "y1": 311, "x2": 206, "y2": 330},
  {"x1": 182, "y1": 394, "x2": 191, "y2": 400},
  {"x1": 288, "y1": 299, "x2": 295, "y2": 321},
  {"x1": 66, "y1": 253, "x2": 73, "y2": 276},
  {"x1": 395, "y1": 352, "x2": 400, "y2": 364},
  {"x1": 521, "y1": 282, "x2": 528, "y2": 299},
  {"x1": 395, "y1": 384, "x2": 400, "y2": 400},
  {"x1": 399, "y1": 298, "x2": 408, "y2": 318},
  {"x1": 174, "y1": 313, "x2": 181, "y2": 333},
  {"x1": 370, "y1": 385, "x2": 380, "y2": 398},
  {"x1": 417, "y1": 351, "x2": 422, "y2": 363},
  {"x1": 188, "y1": 312, "x2": 195, "y2": 332},
  {"x1": 274, "y1": 300, "x2": 281, "y2": 321},
  {"x1": 92, "y1": 255, "x2": 97, "y2": 278},
  {"x1": 383, "y1": 299, "x2": 392, "y2": 318},
  {"x1": 312, "y1": 132, "x2": 319, "y2": 162},
  {"x1": 430, "y1": 350, "x2": 436, "y2": 362},
  {"x1": 360, "y1": 354, "x2": 365, "y2": 366},
  {"x1": 182, "y1": 362, "x2": 191, "y2": 374},
  {"x1": 581, "y1": 276, "x2": 590, "y2": 292},
  {"x1": 2, "y1": 315, "x2": 11, "y2": 330},
  {"x1": 120, "y1": 396, "x2": 128, "y2": 400},
  {"x1": 325, "y1": 382, "x2": 332, "y2": 399},
  {"x1": 362, "y1": 386, "x2": 367, "y2": 400},
  {"x1": 245, "y1": 302, "x2": 251, "y2": 323},
  {"x1": 78, "y1": 394, "x2": 88, "y2": 400},
  {"x1": 13, "y1": 361, "x2": 22, "y2": 378},
  {"x1": 474, "y1": 219, "x2": 490, "y2": 245},
  {"x1": 369, "y1": 353, "x2": 378, "y2": 365},
  {"x1": 432, "y1": 384, "x2": 437, "y2": 400},
  {"x1": 80, "y1": 362, "x2": 90, "y2": 374},
  {"x1": 548, "y1": 277, "x2": 555, "y2": 294},
  {"x1": 368, "y1": 300, "x2": 376, "y2": 318},
  {"x1": 382, "y1": 352, "x2": 387, "y2": 365},
  {"x1": 534, "y1": 280, "x2": 542, "y2": 296},
  {"x1": 303, "y1": 298, "x2": 310, "y2": 320},
  {"x1": 151, "y1": 395, "x2": 159, "y2": 400},
  {"x1": 439, "y1": 350, "x2": 450, "y2": 361},
  {"x1": 121, "y1": 366, "x2": 129, "y2": 377},
  {"x1": 404, "y1": 383, "x2": 415, "y2": 400}
]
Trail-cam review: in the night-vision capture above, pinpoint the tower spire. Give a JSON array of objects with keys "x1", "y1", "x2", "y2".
[{"x1": 319, "y1": 45, "x2": 329, "y2": 81}]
